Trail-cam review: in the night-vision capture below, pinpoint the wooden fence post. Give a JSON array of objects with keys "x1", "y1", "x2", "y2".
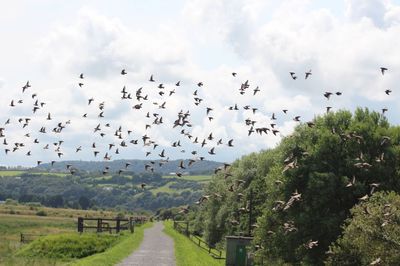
[
  {"x1": 116, "y1": 218, "x2": 120, "y2": 233},
  {"x1": 97, "y1": 219, "x2": 102, "y2": 233},
  {"x1": 78, "y1": 217, "x2": 83, "y2": 233},
  {"x1": 129, "y1": 217, "x2": 134, "y2": 233},
  {"x1": 185, "y1": 221, "x2": 189, "y2": 236}
]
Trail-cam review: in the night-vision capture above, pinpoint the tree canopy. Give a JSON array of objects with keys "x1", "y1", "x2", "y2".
[
  {"x1": 188, "y1": 108, "x2": 400, "y2": 264},
  {"x1": 326, "y1": 191, "x2": 400, "y2": 265}
]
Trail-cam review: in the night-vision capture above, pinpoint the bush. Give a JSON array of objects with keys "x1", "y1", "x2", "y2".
[
  {"x1": 5, "y1": 199, "x2": 18, "y2": 205},
  {"x1": 16, "y1": 233, "x2": 119, "y2": 259},
  {"x1": 26, "y1": 202, "x2": 42, "y2": 208},
  {"x1": 116, "y1": 212, "x2": 125, "y2": 219},
  {"x1": 36, "y1": 210, "x2": 47, "y2": 216},
  {"x1": 326, "y1": 191, "x2": 400, "y2": 265}
]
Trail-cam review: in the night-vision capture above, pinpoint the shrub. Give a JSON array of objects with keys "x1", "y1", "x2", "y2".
[
  {"x1": 26, "y1": 202, "x2": 42, "y2": 208},
  {"x1": 5, "y1": 199, "x2": 18, "y2": 205},
  {"x1": 116, "y1": 212, "x2": 125, "y2": 219},
  {"x1": 36, "y1": 210, "x2": 47, "y2": 216}
]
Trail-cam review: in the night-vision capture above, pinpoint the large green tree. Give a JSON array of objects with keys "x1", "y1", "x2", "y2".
[{"x1": 191, "y1": 108, "x2": 400, "y2": 265}]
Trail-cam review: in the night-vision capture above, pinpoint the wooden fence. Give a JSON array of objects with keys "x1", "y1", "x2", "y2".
[
  {"x1": 20, "y1": 216, "x2": 148, "y2": 243},
  {"x1": 173, "y1": 220, "x2": 224, "y2": 259},
  {"x1": 77, "y1": 217, "x2": 146, "y2": 233}
]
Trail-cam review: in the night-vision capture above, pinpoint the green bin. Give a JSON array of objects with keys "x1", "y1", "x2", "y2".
[{"x1": 225, "y1": 236, "x2": 253, "y2": 266}]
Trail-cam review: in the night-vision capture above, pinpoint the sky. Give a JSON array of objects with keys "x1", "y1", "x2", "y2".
[{"x1": 1, "y1": 0, "x2": 400, "y2": 167}]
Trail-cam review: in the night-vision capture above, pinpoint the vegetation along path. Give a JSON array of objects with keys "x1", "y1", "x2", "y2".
[{"x1": 118, "y1": 222, "x2": 176, "y2": 266}]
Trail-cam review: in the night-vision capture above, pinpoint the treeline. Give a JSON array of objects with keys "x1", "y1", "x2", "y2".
[
  {"x1": 0, "y1": 172, "x2": 203, "y2": 211},
  {"x1": 36, "y1": 159, "x2": 222, "y2": 175},
  {"x1": 185, "y1": 108, "x2": 400, "y2": 265}
]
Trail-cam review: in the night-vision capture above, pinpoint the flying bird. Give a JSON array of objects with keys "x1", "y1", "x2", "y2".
[{"x1": 305, "y1": 70, "x2": 312, "y2": 79}]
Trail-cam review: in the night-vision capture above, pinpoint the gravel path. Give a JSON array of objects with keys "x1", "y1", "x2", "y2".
[{"x1": 117, "y1": 222, "x2": 176, "y2": 266}]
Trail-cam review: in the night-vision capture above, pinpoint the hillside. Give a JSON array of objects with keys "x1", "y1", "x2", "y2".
[
  {"x1": 35, "y1": 159, "x2": 223, "y2": 175},
  {"x1": 0, "y1": 170, "x2": 210, "y2": 212}
]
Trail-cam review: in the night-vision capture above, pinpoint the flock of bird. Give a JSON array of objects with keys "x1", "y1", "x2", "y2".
[
  {"x1": 1, "y1": 68, "x2": 331, "y2": 175},
  {"x1": 0, "y1": 66, "x2": 393, "y2": 261}
]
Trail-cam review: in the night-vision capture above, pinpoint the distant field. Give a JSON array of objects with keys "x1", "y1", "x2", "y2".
[
  {"x1": 0, "y1": 170, "x2": 25, "y2": 177},
  {"x1": 162, "y1": 175, "x2": 212, "y2": 182},
  {"x1": 0, "y1": 170, "x2": 67, "y2": 177},
  {"x1": 93, "y1": 174, "x2": 133, "y2": 181},
  {"x1": 0, "y1": 203, "x2": 117, "y2": 219},
  {"x1": 150, "y1": 181, "x2": 189, "y2": 195},
  {"x1": 32, "y1": 172, "x2": 67, "y2": 177}
]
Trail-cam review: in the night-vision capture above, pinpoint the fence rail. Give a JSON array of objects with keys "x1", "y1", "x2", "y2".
[{"x1": 173, "y1": 220, "x2": 224, "y2": 259}]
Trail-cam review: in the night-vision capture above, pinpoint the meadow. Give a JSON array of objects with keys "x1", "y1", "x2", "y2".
[
  {"x1": 162, "y1": 175, "x2": 212, "y2": 182},
  {"x1": 0, "y1": 213, "x2": 75, "y2": 265},
  {"x1": 0, "y1": 203, "x2": 139, "y2": 265},
  {"x1": 0, "y1": 170, "x2": 67, "y2": 178},
  {"x1": 0, "y1": 170, "x2": 25, "y2": 177}
]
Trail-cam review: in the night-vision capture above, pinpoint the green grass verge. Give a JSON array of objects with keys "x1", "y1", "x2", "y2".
[
  {"x1": 71, "y1": 222, "x2": 153, "y2": 266},
  {"x1": 163, "y1": 221, "x2": 225, "y2": 266}
]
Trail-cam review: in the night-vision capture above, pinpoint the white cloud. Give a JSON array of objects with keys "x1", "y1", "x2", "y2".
[{"x1": 345, "y1": 0, "x2": 388, "y2": 27}]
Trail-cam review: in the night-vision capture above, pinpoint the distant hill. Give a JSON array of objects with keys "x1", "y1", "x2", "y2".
[{"x1": 36, "y1": 159, "x2": 223, "y2": 175}]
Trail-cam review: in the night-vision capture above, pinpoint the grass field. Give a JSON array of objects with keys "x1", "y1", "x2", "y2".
[
  {"x1": 0, "y1": 170, "x2": 25, "y2": 177},
  {"x1": 162, "y1": 175, "x2": 212, "y2": 182},
  {"x1": 0, "y1": 203, "x2": 134, "y2": 265},
  {"x1": 0, "y1": 214, "x2": 75, "y2": 265},
  {"x1": 0, "y1": 170, "x2": 68, "y2": 178},
  {"x1": 163, "y1": 221, "x2": 224, "y2": 266},
  {"x1": 0, "y1": 203, "x2": 118, "y2": 219},
  {"x1": 30, "y1": 172, "x2": 67, "y2": 177},
  {"x1": 149, "y1": 181, "x2": 190, "y2": 195}
]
